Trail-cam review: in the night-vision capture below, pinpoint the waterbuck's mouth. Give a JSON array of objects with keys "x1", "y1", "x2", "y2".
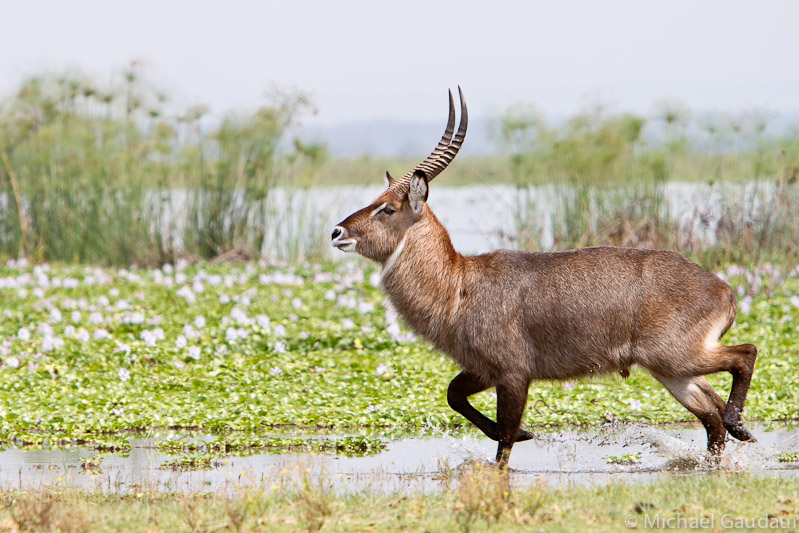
[{"x1": 332, "y1": 239, "x2": 357, "y2": 252}]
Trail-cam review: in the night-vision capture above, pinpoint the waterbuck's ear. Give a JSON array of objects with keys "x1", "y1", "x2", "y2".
[
  {"x1": 384, "y1": 171, "x2": 396, "y2": 188},
  {"x1": 408, "y1": 169, "x2": 428, "y2": 215}
]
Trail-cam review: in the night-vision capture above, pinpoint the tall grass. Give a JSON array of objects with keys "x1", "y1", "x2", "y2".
[
  {"x1": 500, "y1": 102, "x2": 799, "y2": 270},
  {"x1": 0, "y1": 65, "x2": 326, "y2": 266}
]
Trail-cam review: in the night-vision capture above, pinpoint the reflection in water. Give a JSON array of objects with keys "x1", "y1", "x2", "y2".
[{"x1": 1, "y1": 424, "x2": 797, "y2": 493}]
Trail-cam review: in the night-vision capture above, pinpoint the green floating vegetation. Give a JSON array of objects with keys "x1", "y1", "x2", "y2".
[
  {"x1": 0, "y1": 260, "x2": 797, "y2": 448},
  {"x1": 777, "y1": 452, "x2": 799, "y2": 463},
  {"x1": 155, "y1": 435, "x2": 386, "y2": 457},
  {"x1": 603, "y1": 452, "x2": 642, "y2": 465}
]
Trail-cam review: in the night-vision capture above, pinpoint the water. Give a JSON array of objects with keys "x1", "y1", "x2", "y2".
[{"x1": 2, "y1": 424, "x2": 797, "y2": 493}]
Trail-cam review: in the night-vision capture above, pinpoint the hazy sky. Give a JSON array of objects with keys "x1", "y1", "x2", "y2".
[{"x1": 2, "y1": 0, "x2": 798, "y2": 126}]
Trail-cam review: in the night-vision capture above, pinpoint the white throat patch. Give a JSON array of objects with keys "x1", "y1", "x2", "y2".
[{"x1": 381, "y1": 233, "x2": 408, "y2": 282}]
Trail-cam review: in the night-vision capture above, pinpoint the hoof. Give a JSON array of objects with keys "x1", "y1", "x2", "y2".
[
  {"x1": 516, "y1": 428, "x2": 534, "y2": 442},
  {"x1": 725, "y1": 423, "x2": 757, "y2": 442}
]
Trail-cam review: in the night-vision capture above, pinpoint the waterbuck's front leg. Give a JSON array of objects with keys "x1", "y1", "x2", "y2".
[
  {"x1": 495, "y1": 379, "x2": 531, "y2": 468},
  {"x1": 447, "y1": 371, "x2": 533, "y2": 443}
]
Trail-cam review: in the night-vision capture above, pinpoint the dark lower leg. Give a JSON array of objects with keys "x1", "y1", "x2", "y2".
[
  {"x1": 722, "y1": 344, "x2": 757, "y2": 442},
  {"x1": 494, "y1": 381, "x2": 530, "y2": 468},
  {"x1": 448, "y1": 371, "x2": 533, "y2": 442}
]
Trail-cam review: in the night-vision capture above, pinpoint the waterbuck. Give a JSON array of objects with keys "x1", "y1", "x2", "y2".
[{"x1": 331, "y1": 88, "x2": 757, "y2": 467}]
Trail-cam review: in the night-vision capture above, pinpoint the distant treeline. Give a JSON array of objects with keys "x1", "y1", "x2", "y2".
[{"x1": 0, "y1": 66, "x2": 797, "y2": 266}]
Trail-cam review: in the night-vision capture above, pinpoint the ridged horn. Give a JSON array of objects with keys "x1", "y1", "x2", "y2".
[{"x1": 389, "y1": 87, "x2": 468, "y2": 198}]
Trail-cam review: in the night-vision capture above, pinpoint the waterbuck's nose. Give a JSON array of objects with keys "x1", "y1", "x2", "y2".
[{"x1": 331, "y1": 226, "x2": 344, "y2": 241}]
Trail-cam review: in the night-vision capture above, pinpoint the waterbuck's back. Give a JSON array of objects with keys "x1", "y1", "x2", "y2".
[{"x1": 455, "y1": 246, "x2": 736, "y2": 381}]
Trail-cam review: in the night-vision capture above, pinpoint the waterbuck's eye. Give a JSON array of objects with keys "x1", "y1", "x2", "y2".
[{"x1": 383, "y1": 206, "x2": 396, "y2": 215}]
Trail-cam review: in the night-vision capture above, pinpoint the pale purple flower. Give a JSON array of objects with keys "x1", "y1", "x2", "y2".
[
  {"x1": 365, "y1": 405, "x2": 378, "y2": 413},
  {"x1": 256, "y1": 314, "x2": 271, "y2": 329},
  {"x1": 292, "y1": 298, "x2": 303, "y2": 309},
  {"x1": 226, "y1": 327, "x2": 247, "y2": 342},
  {"x1": 219, "y1": 294, "x2": 231, "y2": 304},
  {"x1": 230, "y1": 307, "x2": 250, "y2": 325},
  {"x1": 269, "y1": 366, "x2": 283, "y2": 376},
  {"x1": 562, "y1": 381, "x2": 576, "y2": 390},
  {"x1": 123, "y1": 312, "x2": 145, "y2": 325},
  {"x1": 790, "y1": 295, "x2": 799, "y2": 308},
  {"x1": 115, "y1": 344, "x2": 131, "y2": 355},
  {"x1": 324, "y1": 290, "x2": 336, "y2": 301},
  {"x1": 76, "y1": 329, "x2": 90, "y2": 343},
  {"x1": 71, "y1": 311, "x2": 82, "y2": 323},
  {"x1": 17, "y1": 327, "x2": 30, "y2": 341},
  {"x1": 369, "y1": 271, "x2": 381, "y2": 287},
  {"x1": 630, "y1": 399, "x2": 642, "y2": 410},
  {"x1": 188, "y1": 346, "x2": 201, "y2": 360},
  {"x1": 376, "y1": 364, "x2": 388, "y2": 376},
  {"x1": 194, "y1": 315, "x2": 206, "y2": 329},
  {"x1": 341, "y1": 318, "x2": 355, "y2": 330},
  {"x1": 739, "y1": 296, "x2": 753, "y2": 315},
  {"x1": 89, "y1": 312, "x2": 104, "y2": 325},
  {"x1": 175, "y1": 335, "x2": 187, "y2": 349},
  {"x1": 49, "y1": 308, "x2": 63, "y2": 323},
  {"x1": 117, "y1": 368, "x2": 130, "y2": 381},
  {"x1": 273, "y1": 341, "x2": 287, "y2": 354},
  {"x1": 109, "y1": 288, "x2": 120, "y2": 298},
  {"x1": 176, "y1": 285, "x2": 196, "y2": 303},
  {"x1": 98, "y1": 295, "x2": 110, "y2": 307},
  {"x1": 111, "y1": 407, "x2": 125, "y2": 416},
  {"x1": 358, "y1": 301, "x2": 375, "y2": 314},
  {"x1": 5, "y1": 356, "x2": 20, "y2": 368},
  {"x1": 274, "y1": 324, "x2": 286, "y2": 337},
  {"x1": 33, "y1": 287, "x2": 44, "y2": 299},
  {"x1": 183, "y1": 324, "x2": 200, "y2": 340},
  {"x1": 93, "y1": 329, "x2": 110, "y2": 340}
]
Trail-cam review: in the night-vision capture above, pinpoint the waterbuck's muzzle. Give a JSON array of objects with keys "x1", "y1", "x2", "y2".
[{"x1": 331, "y1": 225, "x2": 356, "y2": 252}]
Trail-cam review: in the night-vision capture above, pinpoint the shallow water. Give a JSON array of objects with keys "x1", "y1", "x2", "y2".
[{"x1": 2, "y1": 423, "x2": 798, "y2": 493}]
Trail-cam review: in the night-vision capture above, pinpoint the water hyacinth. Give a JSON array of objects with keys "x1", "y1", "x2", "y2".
[
  {"x1": 183, "y1": 324, "x2": 200, "y2": 340},
  {"x1": 75, "y1": 329, "x2": 91, "y2": 343},
  {"x1": 0, "y1": 258, "x2": 794, "y2": 451},
  {"x1": 17, "y1": 327, "x2": 30, "y2": 341},
  {"x1": 256, "y1": 314, "x2": 271, "y2": 329}
]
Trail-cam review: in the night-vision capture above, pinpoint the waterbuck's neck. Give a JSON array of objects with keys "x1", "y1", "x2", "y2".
[{"x1": 380, "y1": 208, "x2": 464, "y2": 346}]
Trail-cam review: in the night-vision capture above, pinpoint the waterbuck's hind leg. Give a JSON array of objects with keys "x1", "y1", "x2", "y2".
[
  {"x1": 494, "y1": 380, "x2": 530, "y2": 468},
  {"x1": 447, "y1": 372, "x2": 533, "y2": 442},
  {"x1": 652, "y1": 374, "x2": 728, "y2": 455},
  {"x1": 720, "y1": 344, "x2": 758, "y2": 442}
]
